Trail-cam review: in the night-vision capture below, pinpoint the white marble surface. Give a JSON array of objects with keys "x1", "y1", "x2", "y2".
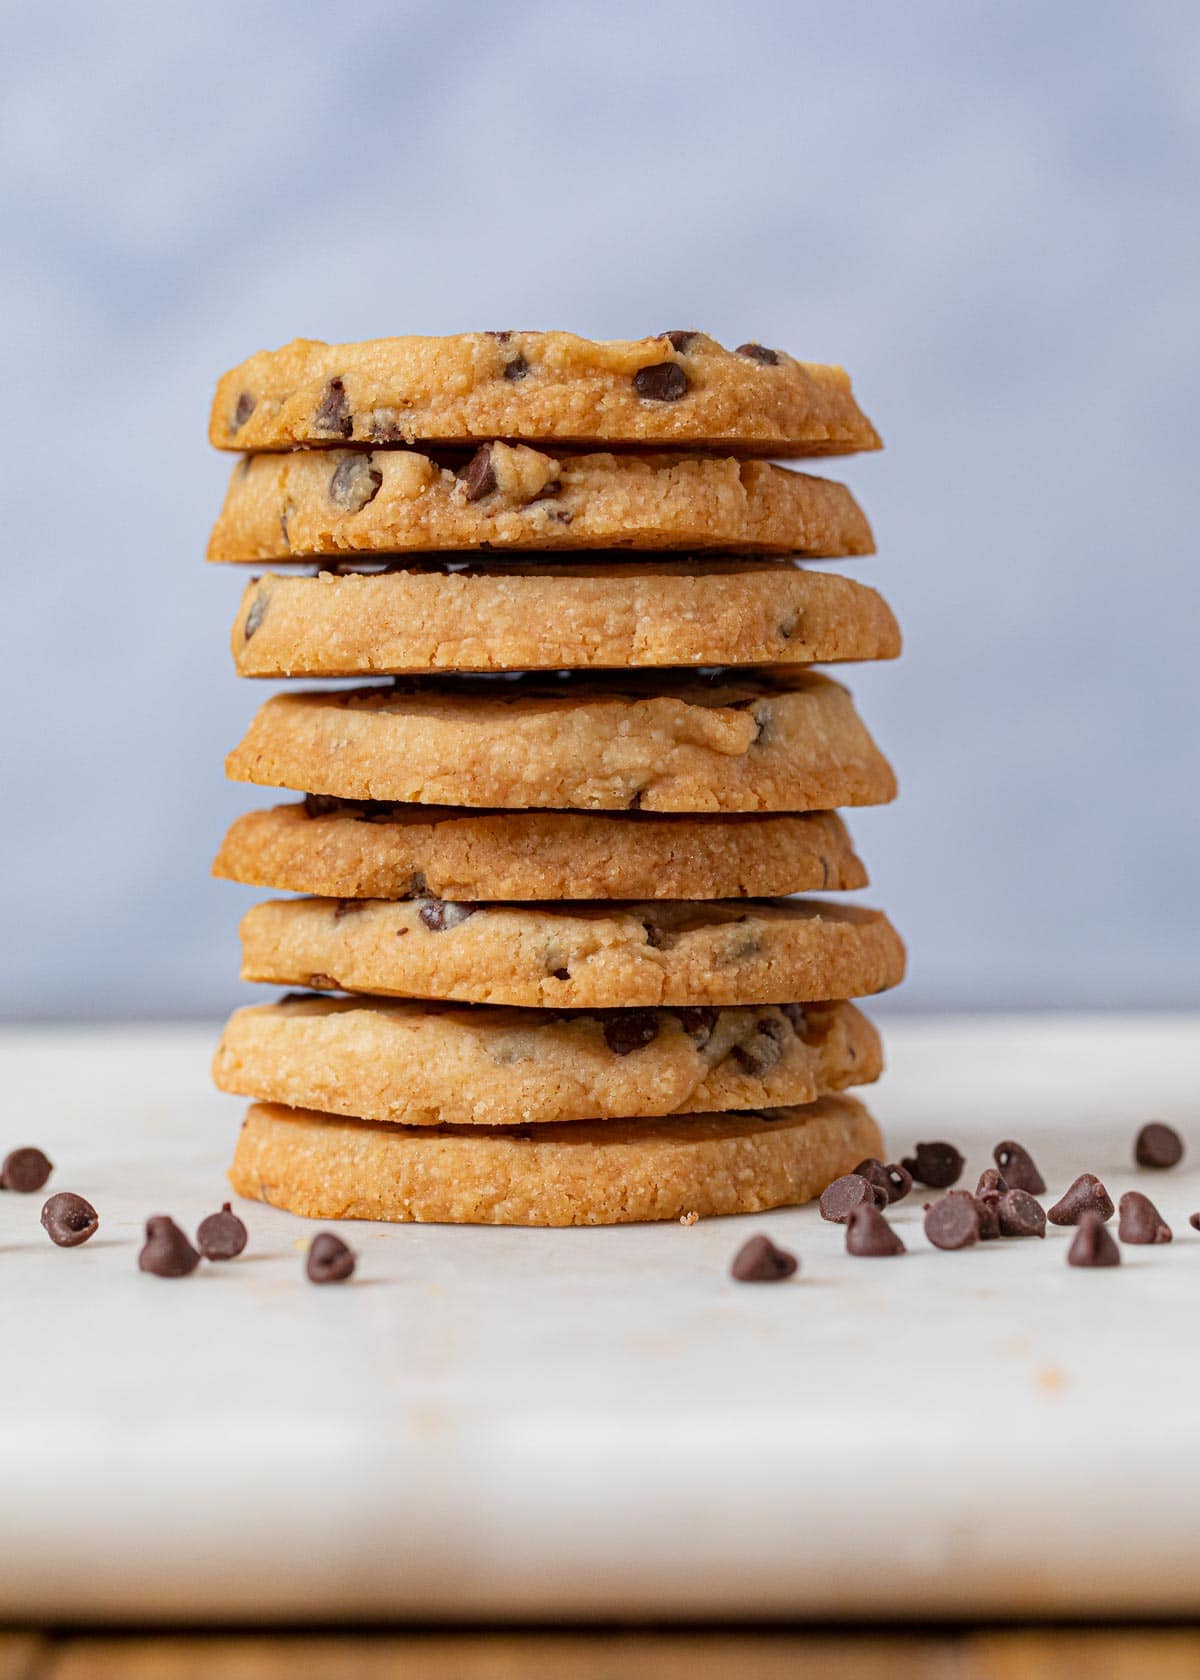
[{"x1": 1, "y1": 1014, "x2": 1198, "y2": 1623}]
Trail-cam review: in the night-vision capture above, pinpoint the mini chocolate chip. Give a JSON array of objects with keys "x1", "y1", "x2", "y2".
[
  {"x1": 1067, "y1": 1211, "x2": 1121, "y2": 1268},
  {"x1": 602, "y1": 1012, "x2": 660, "y2": 1056},
  {"x1": 976, "y1": 1168, "x2": 1008, "y2": 1197},
  {"x1": 306, "y1": 1231, "x2": 356, "y2": 1284},
  {"x1": 676, "y1": 1006, "x2": 717, "y2": 1046},
  {"x1": 1134, "y1": 1121, "x2": 1184, "y2": 1169},
  {"x1": 997, "y1": 1188, "x2": 1046, "y2": 1238},
  {"x1": 845, "y1": 1202, "x2": 906, "y2": 1257},
  {"x1": 503, "y1": 355, "x2": 529, "y2": 381},
  {"x1": 550, "y1": 966, "x2": 570, "y2": 981},
  {"x1": 233, "y1": 391, "x2": 256, "y2": 429},
  {"x1": 243, "y1": 589, "x2": 268, "y2": 640},
  {"x1": 1048, "y1": 1173, "x2": 1115, "y2": 1225},
  {"x1": 417, "y1": 896, "x2": 478, "y2": 932},
  {"x1": 1190, "y1": 1213, "x2": 1200, "y2": 1232},
  {"x1": 196, "y1": 1202, "x2": 248, "y2": 1261},
  {"x1": 459, "y1": 443, "x2": 497, "y2": 502},
  {"x1": 852, "y1": 1159, "x2": 892, "y2": 1198},
  {"x1": 138, "y1": 1215, "x2": 200, "y2": 1277},
  {"x1": 901, "y1": 1141, "x2": 965, "y2": 1189},
  {"x1": 975, "y1": 1192, "x2": 1002, "y2": 1240},
  {"x1": 819, "y1": 1172, "x2": 886, "y2": 1224},
  {"x1": 641, "y1": 918, "x2": 666, "y2": 948},
  {"x1": 1117, "y1": 1190, "x2": 1172, "y2": 1245},
  {"x1": 307, "y1": 972, "x2": 339, "y2": 990},
  {"x1": 633, "y1": 362, "x2": 689, "y2": 401},
  {"x1": 2, "y1": 1146, "x2": 53, "y2": 1192},
  {"x1": 924, "y1": 1190, "x2": 979, "y2": 1251},
  {"x1": 662, "y1": 330, "x2": 698, "y2": 353},
  {"x1": 735, "y1": 342, "x2": 779, "y2": 365},
  {"x1": 730, "y1": 1233, "x2": 798, "y2": 1282},
  {"x1": 883, "y1": 1163, "x2": 914, "y2": 1202},
  {"x1": 993, "y1": 1140, "x2": 1046, "y2": 1194},
  {"x1": 329, "y1": 453, "x2": 382, "y2": 513},
  {"x1": 41, "y1": 1192, "x2": 98, "y2": 1247},
  {"x1": 315, "y1": 377, "x2": 352, "y2": 438}
]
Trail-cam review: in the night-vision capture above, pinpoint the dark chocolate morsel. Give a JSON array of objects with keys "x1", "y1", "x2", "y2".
[
  {"x1": 502, "y1": 355, "x2": 529, "y2": 381},
  {"x1": 730, "y1": 1233, "x2": 798, "y2": 1283},
  {"x1": 845, "y1": 1202, "x2": 906, "y2": 1256},
  {"x1": 1117, "y1": 1190, "x2": 1172, "y2": 1245},
  {"x1": 602, "y1": 1011, "x2": 660, "y2": 1056},
  {"x1": 1067, "y1": 1211, "x2": 1121, "y2": 1268},
  {"x1": 196, "y1": 1202, "x2": 248, "y2": 1261},
  {"x1": 459, "y1": 443, "x2": 497, "y2": 502},
  {"x1": 416, "y1": 896, "x2": 478, "y2": 932},
  {"x1": 1190, "y1": 1212, "x2": 1200, "y2": 1232},
  {"x1": 314, "y1": 377, "x2": 352, "y2": 438},
  {"x1": 1047, "y1": 1173, "x2": 1114, "y2": 1226},
  {"x1": 735, "y1": 342, "x2": 780, "y2": 365},
  {"x1": 997, "y1": 1188, "x2": 1046, "y2": 1238},
  {"x1": 976, "y1": 1167, "x2": 1007, "y2": 1197},
  {"x1": 676, "y1": 1006, "x2": 717, "y2": 1045},
  {"x1": 138, "y1": 1215, "x2": 201, "y2": 1277},
  {"x1": 40, "y1": 1192, "x2": 98, "y2": 1247},
  {"x1": 1134, "y1": 1121, "x2": 1184, "y2": 1170},
  {"x1": 2, "y1": 1146, "x2": 53, "y2": 1193},
  {"x1": 329, "y1": 453, "x2": 383, "y2": 513},
  {"x1": 901, "y1": 1141, "x2": 965, "y2": 1188},
  {"x1": 882, "y1": 1162, "x2": 913, "y2": 1203},
  {"x1": 233, "y1": 391, "x2": 256, "y2": 429},
  {"x1": 306, "y1": 1231, "x2": 356, "y2": 1284},
  {"x1": 975, "y1": 1192, "x2": 1002, "y2": 1240},
  {"x1": 993, "y1": 1140, "x2": 1046, "y2": 1194},
  {"x1": 633, "y1": 362, "x2": 689, "y2": 401},
  {"x1": 819, "y1": 1172, "x2": 886, "y2": 1224},
  {"x1": 662, "y1": 330, "x2": 698, "y2": 352},
  {"x1": 924, "y1": 1190, "x2": 979, "y2": 1251}
]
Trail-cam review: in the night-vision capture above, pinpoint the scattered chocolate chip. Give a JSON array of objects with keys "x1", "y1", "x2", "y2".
[
  {"x1": 602, "y1": 1011, "x2": 660, "y2": 1056},
  {"x1": 196, "y1": 1202, "x2": 248, "y2": 1261},
  {"x1": 1067, "y1": 1211, "x2": 1121, "y2": 1268},
  {"x1": 997, "y1": 1188, "x2": 1046, "y2": 1238},
  {"x1": 676, "y1": 1006, "x2": 717, "y2": 1046},
  {"x1": 1048, "y1": 1173, "x2": 1114, "y2": 1226},
  {"x1": 1117, "y1": 1190, "x2": 1172, "y2": 1245},
  {"x1": 2, "y1": 1146, "x2": 53, "y2": 1192},
  {"x1": 882, "y1": 1163, "x2": 914, "y2": 1203},
  {"x1": 735, "y1": 342, "x2": 779, "y2": 365},
  {"x1": 416, "y1": 896, "x2": 478, "y2": 932},
  {"x1": 976, "y1": 1168, "x2": 1007, "y2": 1197},
  {"x1": 243, "y1": 589, "x2": 268, "y2": 639},
  {"x1": 329, "y1": 453, "x2": 383, "y2": 513},
  {"x1": 306, "y1": 1231, "x2": 356, "y2": 1284},
  {"x1": 852, "y1": 1158, "x2": 892, "y2": 1198},
  {"x1": 138, "y1": 1215, "x2": 200, "y2": 1277},
  {"x1": 41, "y1": 1192, "x2": 98, "y2": 1247},
  {"x1": 974, "y1": 1192, "x2": 1002, "y2": 1241},
  {"x1": 314, "y1": 377, "x2": 352, "y2": 438},
  {"x1": 459, "y1": 443, "x2": 497, "y2": 502},
  {"x1": 845, "y1": 1202, "x2": 906, "y2": 1257},
  {"x1": 502, "y1": 355, "x2": 529, "y2": 381},
  {"x1": 1190, "y1": 1213, "x2": 1200, "y2": 1232},
  {"x1": 1134, "y1": 1121, "x2": 1184, "y2": 1169},
  {"x1": 633, "y1": 362, "x2": 689, "y2": 401},
  {"x1": 901, "y1": 1141, "x2": 965, "y2": 1188},
  {"x1": 993, "y1": 1140, "x2": 1046, "y2": 1194},
  {"x1": 233, "y1": 391, "x2": 255, "y2": 429},
  {"x1": 730, "y1": 1233, "x2": 798, "y2": 1282},
  {"x1": 819, "y1": 1172, "x2": 886, "y2": 1224},
  {"x1": 662, "y1": 330, "x2": 698, "y2": 352},
  {"x1": 924, "y1": 1190, "x2": 979, "y2": 1251}
]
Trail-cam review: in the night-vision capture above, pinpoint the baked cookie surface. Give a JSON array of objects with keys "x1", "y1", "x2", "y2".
[
  {"x1": 224, "y1": 669, "x2": 897, "y2": 813},
  {"x1": 214, "y1": 802, "x2": 868, "y2": 902},
  {"x1": 210, "y1": 332, "x2": 881, "y2": 458},
  {"x1": 238, "y1": 896, "x2": 905, "y2": 1010},
  {"x1": 230, "y1": 1093, "x2": 883, "y2": 1225},
  {"x1": 212, "y1": 995, "x2": 882, "y2": 1127}
]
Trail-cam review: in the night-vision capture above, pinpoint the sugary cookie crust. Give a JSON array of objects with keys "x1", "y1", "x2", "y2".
[
  {"x1": 212, "y1": 995, "x2": 882, "y2": 1127},
  {"x1": 213, "y1": 802, "x2": 869, "y2": 902},
  {"x1": 210, "y1": 332, "x2": 882, "y2": 459},
  {"x1": 232, "y1": 561, "x2": 900, "y2": 677},
  {"x1": 238, "y1": 896, "x2": 906, "y2": 1010},
  {"x1": 223, "y1": 669, "x2": 897, "y2": 813}
]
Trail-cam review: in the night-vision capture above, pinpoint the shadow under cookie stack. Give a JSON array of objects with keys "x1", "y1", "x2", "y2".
[{"x1": 207, "y1": 331, "x2": 904, "y2": 1227}]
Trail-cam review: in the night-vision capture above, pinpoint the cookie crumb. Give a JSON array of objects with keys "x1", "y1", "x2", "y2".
[{"x1": 679, "y1": 1209, "x2": 699, "y2": 1227}]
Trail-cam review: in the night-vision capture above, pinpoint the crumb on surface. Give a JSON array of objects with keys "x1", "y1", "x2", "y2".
[{"x1": 679, "y1": 1210, "x2": 699, "y2": 1227}]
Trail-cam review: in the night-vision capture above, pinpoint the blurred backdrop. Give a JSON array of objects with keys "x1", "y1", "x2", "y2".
[{"x1": 2, "y1": 0, "x2": 1197, "y2": 1019}]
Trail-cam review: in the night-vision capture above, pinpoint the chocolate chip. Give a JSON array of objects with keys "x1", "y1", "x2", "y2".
[
  {"x1": 924, "y1": 1190, "x2": 979, "y2": 1251},
  {"x1": 138, "y1": 1215, "x2": 200, "y2": 1277},
  {"x1": 306, "y1": 1231, "x2": 356, "y2": 1284},
  {"x1": 735, "y1": 342, "x2": 779, "y2": 365},
  {"x1": 304, "y1": 793, "x2": 340, "y2": 817},
  {"x1": 40, "y1": 1192, "x2": 98, "y2": 1247},
  {"x1": 243, "y1": 589, "x2": 268, "y2": 640},
  {"x1": 550, "y1": 966, "x2": 570, "y2": 981},
  {"x1": 997, "y1": 1188, "x2": 1046, "y2": 1238},
  {"x1": 459, "y1": 443, "x2": 497, "y2": 502},
  {"x1": 780, "y1": 1003, "x2": 808, "y2": 1033},
  {"x1": 863, "y1": 1161, "x2": 913, "y2": 1204},
  {"x1": 662, "y1": 331, "x2": 698, "y2": 352},
  {"x1": 845, "y1": 1202, "x2": 906, "y2": 1257},
  {"x1": 1191, "y1": 1213, "x2": 1200, "y2": 1232},
  {"x1": 333, "y1": 898, "x2": 369, "y2": 920},
  {"x1": 676, "y1": 1006, "x2": 717, "y2": 1046},
  {"x1": 730, "y1": 1233, "x2": 798, "y2": 1282},
  {"x1": 1048, "y1": 1173, "x2": 1114, "y2": 1225},
  {"x1": 901, "y1": 1141, "x2": 965, "y2": 1188},
  {"x1": 416, "y1": 896, "x2": 478, "y2": 932},
  {"x1": 329, "y1": 453, "x2": 382, "y2": 513},
  {"x1": 975, "y1": 1192, "x2": 1002, "y2": 1240},
  {"x1": 976, "y1": 1168, "x2": 1008, "y2": 1197},
  {"x1": 641, "y1": 918, "x2": 666, "y2": 949},
  {"x1": 819, "y1": 1172, "x2": 886, "y2": 1224},
  {"x1": 1117, "y1": 1190, "x2": 1172, "y2": 1245},
  {"x1": 602, "y1": 1011, "x2": 660, "y2": 1056},
  {"x1": 852, "y1": 1158, "x2": 892, "y2": 1198},
  {"x1": 993, "y1": 1140, "x2": 1046, "y2": 1194},
  {"x1": 315, "y1": 377, "x2": 352, "y2": 438},
  {"x1": 233, "y1": 391, "x2": 255, "y2": 429},
  {"x1": 196, "y1": 1202, "x2": 248, "y2": 1260},
  {"x1": 502, "y1": 355, "x2": 529, "y2": 381},
  {"x1": 732, "y1": 1015, "x2": 787, "y2": 1075},
  {"x1": 633, "y1": 362, "x2": 689, "y2": 401},
  {"x1": 1134, "y1": 1121, "x2": 1184, "y2": 1169},
  {"x1": 1067, "y1": 1211, "x2": 1121, "y2": 1268},
  {"x1": 2, "y1": 1146, "x2": 53, "y2": 1192}
]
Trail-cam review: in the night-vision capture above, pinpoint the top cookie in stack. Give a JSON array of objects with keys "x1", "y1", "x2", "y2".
[{"x1": 208, "y1": 330, "x2": 904, "y2": 1227}]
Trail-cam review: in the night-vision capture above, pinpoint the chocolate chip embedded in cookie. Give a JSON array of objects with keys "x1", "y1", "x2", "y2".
[{"x1": 209, "y1": 331, "x2": 881, "y2": 458}]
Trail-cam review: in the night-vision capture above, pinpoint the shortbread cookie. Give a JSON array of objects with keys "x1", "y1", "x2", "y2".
[
  {"x1": 232, "y1": 561, "x2": 900, "y2": 676},
  {"x1": 206, "y1": 446, "x2": 873, "y2": 562},
  {"x1": 214, "y1": 802, "x2": 868, "y2": 902},
  {"x1": 210, "y1": 332, "x2": 881, "y2": 459},
  {"x1": 224, "y1": 670, "x2": 897, "y2": 813},
  {"x1": 238, "y1": 898, "x2": 905, "y2": 1009},
  {"x1": 212, "y1": 995, "x2": 881, "y2": 1126},
  {"x1": 229, "y1": 1094, "x2": 883, "y2": 1225}
]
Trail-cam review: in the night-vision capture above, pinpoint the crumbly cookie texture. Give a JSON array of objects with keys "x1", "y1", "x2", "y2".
[
  {"x1": 238, "y1": 897, "x2": 905, "y2": 1010},
  {"x1": 229, "y1": 1093, "x2": 883, "y2": 1225},
  {"x1": 212, "y1": 995, "x2": 881, "y2": 1127},
  {"x1": 223, "y1": 669, "x2": 897, "y2": 813},
  {"x1": 214, "y1": 802, "x2": 868, "y2": 902},
  {"x1": 210, "y1": 332, "x2": 881, "y2": 459},
  {"x1": 232, "y1": 561, "x2": 900, "y2": 677},
  {"x1": 207, "y1": 445, "x2": 873, "y2": 563}
]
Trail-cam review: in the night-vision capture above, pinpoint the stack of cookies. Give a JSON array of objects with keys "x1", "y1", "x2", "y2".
[{"x1": 207, "y1": 331, "x2": 903, "y2": 1226}]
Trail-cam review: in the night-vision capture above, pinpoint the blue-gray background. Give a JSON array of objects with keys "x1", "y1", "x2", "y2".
[{"x1": 2, "y1": 1, "x2": 1196, "y2": 1019}]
